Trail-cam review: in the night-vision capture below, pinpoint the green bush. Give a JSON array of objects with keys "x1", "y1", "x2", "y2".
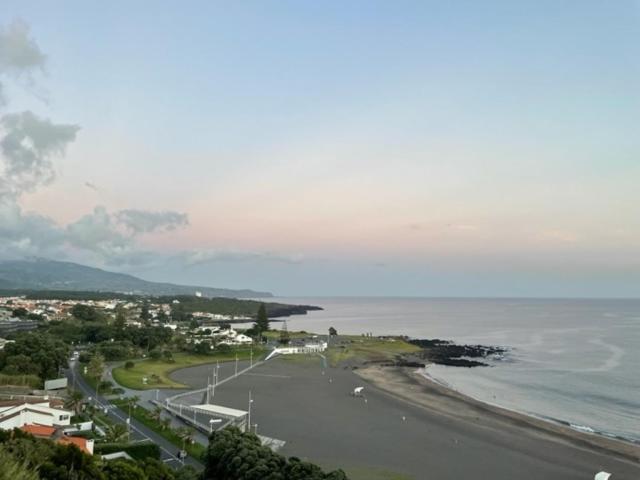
[
  {"x1": 204, "y1": 427, "x2": 348, "y2": 480},
  {"x1": 94, "y1": 441, "x2": 161, "y2": 461},
  {"x1": 0, "y1": 373, "x2": 41, "y2": 388}
]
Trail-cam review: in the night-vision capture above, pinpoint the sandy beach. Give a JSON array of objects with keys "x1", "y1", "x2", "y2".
[
  {"x1": 356, "y1": 364, "x2": 640, "y2": 464},
  {"x1": 168, "y1": 355, "x2": 640, "y2": 480}
]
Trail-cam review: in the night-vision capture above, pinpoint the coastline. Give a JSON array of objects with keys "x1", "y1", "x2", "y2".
[{"x1": 355, "y1": 364, "x2": 640, "y2": 465}]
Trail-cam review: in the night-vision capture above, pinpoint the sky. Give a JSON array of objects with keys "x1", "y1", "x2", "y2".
[{"x1": 0, "y1": 1, "x2": 638, "y2": 297}]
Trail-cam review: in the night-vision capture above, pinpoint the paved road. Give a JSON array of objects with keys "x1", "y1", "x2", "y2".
[{"x1": 66, "y1": 361, "x2": 203, "y2": 470}]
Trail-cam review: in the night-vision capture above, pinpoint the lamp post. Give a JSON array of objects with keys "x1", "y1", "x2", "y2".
[
  {"x1": 247, "y1": 390, "x2": 254, "y2": 433},
  {"x1": 250, "y1": 349, "x2": 253, "y2": 368},
  {"x1": 209, "y1": 418, "x2": 222, "y2": 433},
  {"x1": 235, "y1": 353, "x2": 238, "y2": 376}
]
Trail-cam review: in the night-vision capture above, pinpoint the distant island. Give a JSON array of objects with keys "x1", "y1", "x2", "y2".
[{"x1": 0, "y1": 258, "x2": 272, "y2": 298}]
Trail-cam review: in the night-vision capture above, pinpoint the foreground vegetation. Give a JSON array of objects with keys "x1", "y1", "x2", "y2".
[
  {"x1": 204, "y1": 427, "x2": 348, "y2": 480},
  {"x1": 0, "y1": 428, "x2": 198, "y2": 480}
]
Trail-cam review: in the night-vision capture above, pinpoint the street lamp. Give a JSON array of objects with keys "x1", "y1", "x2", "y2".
[
  {"x1": 209, "y1": 418, "x2": 222, "y2": 433},
  {"x1": 247, "y1": 390, "x2": 254, "y2": 433}
]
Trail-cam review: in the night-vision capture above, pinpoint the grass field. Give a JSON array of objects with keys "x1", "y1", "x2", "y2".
[
  {"x1": 112, "y1": 349, "x2": 266, "y2": 390},
  {"x1": 262, "y1": 330, "x2": 317, "y2": 340},
  {"x1": 326, "y1": 336, "x2": 420, "y2": 367}
]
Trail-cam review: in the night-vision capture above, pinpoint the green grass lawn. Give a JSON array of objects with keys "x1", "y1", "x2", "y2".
[
  {"x1": 263, "y1": 329, "x2": 317, "y2": 340},
  {"x1": 112, "y1": 349, "x2": 266, "y2": 390},
  {"x1": 326, "y1": 336, "x2": 420, "y2": 367}
]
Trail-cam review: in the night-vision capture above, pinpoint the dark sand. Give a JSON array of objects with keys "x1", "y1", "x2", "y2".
[{"x1": 170, "y1": 356, "x2": 640, "y2": 480}]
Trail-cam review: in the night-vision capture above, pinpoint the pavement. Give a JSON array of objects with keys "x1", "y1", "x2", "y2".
[{"x1": 168, "y1": 354, "x2": 640, "y2": 480}]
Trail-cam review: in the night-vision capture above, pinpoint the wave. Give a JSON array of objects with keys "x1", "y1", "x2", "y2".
[{"x1": 421, "y1": 367, "x2": 640, "y2": 445}]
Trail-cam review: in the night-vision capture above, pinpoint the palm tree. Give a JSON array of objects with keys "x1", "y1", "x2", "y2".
[
  {"x1": 104, "y1": 423, "x2": 128, "y2": 443},
  {"x1": 126, "y1": 395, "x2": 140, "y2": 417},
  {"x1": 64, "y1": 389, "x2": 84, "y2": 416},
  {"x1": 160, "y1": 417, "x2": 171, "y2": 431},
  {"x1": 150, "y1": 405, "x2": 163, "y2": 423},
  {"x1": 176, "y1": 427, "x2": 194, "y2": 450}
]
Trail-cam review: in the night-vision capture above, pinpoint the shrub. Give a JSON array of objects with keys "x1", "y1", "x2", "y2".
[
  {"x1": 124, "y1": 361, "x2": 135, "y2": 370},
  {"x1": 94, "y1": 441, "x2": 161, "y2": 461}
]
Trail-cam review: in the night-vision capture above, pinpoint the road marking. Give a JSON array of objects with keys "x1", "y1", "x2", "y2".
[{"x1": 245, "y1": 373, "x2": 291, "y2": 378}]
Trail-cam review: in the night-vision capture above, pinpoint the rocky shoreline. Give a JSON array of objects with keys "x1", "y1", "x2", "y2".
[{"x1": 407, "y1": 338, "x2": 508, "y2": 367}]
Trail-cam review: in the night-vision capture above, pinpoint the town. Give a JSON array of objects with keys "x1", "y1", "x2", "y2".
[{"x1": 0, "y1": 291, "x2": 339, "y2": 480}]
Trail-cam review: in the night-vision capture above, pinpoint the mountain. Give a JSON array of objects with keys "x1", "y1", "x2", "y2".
[{"x1": 0, "y1": 259, "x2": 272, "y2": 298}]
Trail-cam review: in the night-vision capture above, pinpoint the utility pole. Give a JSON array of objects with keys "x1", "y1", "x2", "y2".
[{"x1": 247, "y1": 390, "x2": 253, "y2": 433}]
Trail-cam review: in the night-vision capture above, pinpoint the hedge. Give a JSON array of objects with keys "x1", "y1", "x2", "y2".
[{"x1": 94, "y1": 441, "x2": 161, "y2": 460}]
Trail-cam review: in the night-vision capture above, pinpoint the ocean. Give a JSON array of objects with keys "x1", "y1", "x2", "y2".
[{"x1": 269, "y1": 297, "x2": 640, "y2": 443}]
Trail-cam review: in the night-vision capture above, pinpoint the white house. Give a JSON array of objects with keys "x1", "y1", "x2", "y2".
[{"x1": 0, "y1": 401, "x2": 72, "y2": 431}]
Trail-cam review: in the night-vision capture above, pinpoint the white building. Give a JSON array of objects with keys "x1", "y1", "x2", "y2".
[
  {"x1": 266, "y1": 342, "x2": 328, "y2": 359},
  {"x1": 0, "y1": 401, "x2": 72, "y2": 430}
]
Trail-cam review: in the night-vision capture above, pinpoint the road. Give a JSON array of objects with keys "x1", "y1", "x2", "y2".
[{"x1": 66, "y1": 360, "x2": 203, "y2": 470}]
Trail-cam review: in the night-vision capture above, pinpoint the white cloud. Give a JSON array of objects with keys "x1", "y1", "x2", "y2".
[
  {"x1": 0, "y1": 19, "x2": 46, "y2": 105},
  {"x1": 0, "y1": 110, "x2": 79, "y2": 199},
  {"x1": 116, "y1": 209, "x2": 189, "y2": 234}
]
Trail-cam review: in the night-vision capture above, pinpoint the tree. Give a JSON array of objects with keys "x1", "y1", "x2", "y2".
[
  {"x1": 252, "y1": 303, "x2": 269, "y2": 341},
  {"x1": 195, "y1": 341, "x2": 211, "y2": 355},
  {"x1": 149, "y1": 349, "x2": 162, "y2": 361},
  {"x1": 65, "y1": 389, "x2": 84, "y2": 416},
  {"x1": 141, "y1": 458, "x2": 177, "y2": 480},
  {"x1": 160, "y1": 418, "x2": 171, "y2": 431},
  {"x1": 140, "y1": 303, "x2": 151, "y2": 322},
  {"x1": 329, "y1": 327, "x2": 338, "y2": 336},
  {"x1": 114, "y1": 309, "x2": 127, "y2": 330},
  {"x1": 0, "y1": 333, "x2": 69, "y2": 381},
  {"x1": 101, "y1": 459, "x2": 147, "y2": 480},
  {"x1": 87, "y1": 353, "x2": 105, "y2": 380},
  {"x1": 104, "y1": 423, "x2": 129, "y2": 443},
  {"x1": 71, "y1": 304, "x2": 102, "y2": 322},
  {"x1": 279, "y1": 321, "x2": 290, "y2": 345},
  {"x1": 11, "y1": 307, "x2": 28, "y2": 318},
  {"x1": 176, "y1": 427, "x2": 194, "y2": 452},
  {"x1": 203, "y1": 427, "x2": 347, "y2": 480},
  {"x1": 126, "y1": 395, "x2": 140, "y2": 412},
  {"x1": 156, "y1": 309, "x2": 168, "y2": 324},
  {"x1": 150, "y1": 406, "x2": 163, "y2": 423},
  {"x1": 124, "y1": 360, "x2": 135, "y2": 370},
  {"x1": 0, "y1": 447, "x2": 39, "y2": 480},
  {"x1": 163, "y1": 350, "x2": 174, "y2": 362}
]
